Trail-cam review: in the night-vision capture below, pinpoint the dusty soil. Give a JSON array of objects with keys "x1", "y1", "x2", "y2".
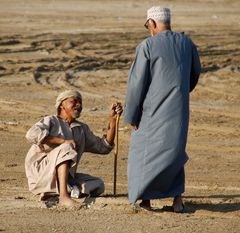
[{"x1": 0, "y1": 0, "x2": 239, "y2": 232}]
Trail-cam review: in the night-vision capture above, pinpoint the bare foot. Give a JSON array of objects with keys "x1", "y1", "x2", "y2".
[
  {"x1": 139, "y1": 200, "x2": 151, "y2": 210},
  {"x1": 173, "y1": 196, "x2": 184, "y2": 213},
  {"x1": 39, "y1": 193, "x2": 47, "y2": 201},
  {"x1": 59, "y1": 196, "x2": 81, "y2": 209}
]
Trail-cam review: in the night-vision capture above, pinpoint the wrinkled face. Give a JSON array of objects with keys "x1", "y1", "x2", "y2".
[{"x1": 60, "y1": 96, "x2": 82, "y2": 119}]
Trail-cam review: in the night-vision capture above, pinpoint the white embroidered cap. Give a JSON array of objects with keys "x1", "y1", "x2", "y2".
[{"x1": 146, "y1": 6, "x2": 171, "y2": 23}]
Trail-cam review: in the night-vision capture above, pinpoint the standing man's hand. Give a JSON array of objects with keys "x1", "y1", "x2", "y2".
[{"x1": 130, "y1": 124, "x2": 138, "y2": 130}]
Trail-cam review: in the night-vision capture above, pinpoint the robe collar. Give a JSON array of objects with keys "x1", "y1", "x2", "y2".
[{"x1": 55, "y1": 115, "x2": 82, "y2": 128}]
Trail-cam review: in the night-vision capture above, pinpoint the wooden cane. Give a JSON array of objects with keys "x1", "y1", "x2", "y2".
[{"x1": 113, "y1": 114, "x2": 120, "y2": 196}]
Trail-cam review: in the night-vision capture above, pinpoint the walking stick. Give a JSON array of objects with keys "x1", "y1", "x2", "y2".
[{"x1": 113, "y1": 113, "x2": 120, "y2": 196}]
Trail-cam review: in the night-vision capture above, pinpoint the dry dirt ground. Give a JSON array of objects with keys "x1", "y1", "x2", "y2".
[{"x1": 0, "y1": 0, "x2": 240, "y2": 232}]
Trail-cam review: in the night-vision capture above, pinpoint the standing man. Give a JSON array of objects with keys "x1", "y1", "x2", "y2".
[{"x1": 124, "y1": 6, "x2": 201, "y2": 212}]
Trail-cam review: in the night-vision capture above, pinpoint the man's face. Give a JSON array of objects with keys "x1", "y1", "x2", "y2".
[{"x1": 60, "y1": 96, "x2": 82, "y2": 119}]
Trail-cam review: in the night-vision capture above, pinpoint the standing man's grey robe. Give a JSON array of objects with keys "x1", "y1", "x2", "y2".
[{"x1": 124, "y1": 30, "x2": 201, "y2": 204}]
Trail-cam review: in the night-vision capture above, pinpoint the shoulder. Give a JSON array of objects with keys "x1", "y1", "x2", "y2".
[
  {"x1": 171, "y1": 31, "x2": 196, "y2": 48},
  {"x1": 139, "y1": 37, "x2": 153, "y2": 49},
  {"x1": 43, "y1": 115, "x2": 59, "y2": 124},
  {"x1": 177, "y1": 31, "x2": 194, "y2": 44},
  {"x1": 136, "y1": 38, "x2": 151, "y2": 58},
  {"x1": 35, "y1": 115, "x2": 61, "y2": 128},
  {"x1": 72, "y1": 120, "x2": 89, "y2": 131},
  {"x1": 136, "y1": 38, "x2": 146, "y2": 50},
  {"x1": 45, "y1": 115, "x2": 57, "y2": 120},
  {"x1": 70, "y1": 120, "x2": 92, "y2": 135},
  {"x1": 34, "y1": 115, "x2": 54, "y2": 124}
]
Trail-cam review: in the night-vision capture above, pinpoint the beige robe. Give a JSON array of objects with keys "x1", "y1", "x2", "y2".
[{"x1": 25, "y1": 115, "x2": 113, "y2": 195}]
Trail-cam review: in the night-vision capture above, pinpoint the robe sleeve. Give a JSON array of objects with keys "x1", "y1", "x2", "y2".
[
  {"x1": 190, "y1": 42, "x2": 201, "y2": 92},
  {"x1": 83, "y1": 124, "x2": 113, "y2": 154},
  {"x1": 25, "y1": 116, "x2": 52, "y2": 145},
  {"x1": 124, "y1": 40, "x2": 150, "y2": 126}
]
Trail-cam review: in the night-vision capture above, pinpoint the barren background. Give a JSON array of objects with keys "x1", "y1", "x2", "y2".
[{"x1": 0, "y1": 0, "x2": 239, "y2": 232}]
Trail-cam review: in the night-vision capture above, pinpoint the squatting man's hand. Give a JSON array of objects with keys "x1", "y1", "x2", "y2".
[
  {"x1": 64, "y1": 139, "x2": 77, "y2": 149},
  {"x1": 109, "y1": 102, "x2": 123, "y2": 119},
  {"x1": 105, "y1": 102, "x2": 123, "y2": 145}
]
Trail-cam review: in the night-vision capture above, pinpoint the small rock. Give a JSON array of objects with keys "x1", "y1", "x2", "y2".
[
  {"x1": 90, "y1": 107, "x2": 98, "y2": 111},
  {"x1": 212, "y1": 15, "x2": 218, "y2": 20},
  {"x1": 100, "y1": 203, "x2": 107, "y2": 208},
  {"x1": 15, "y1": 196, "x2": 25, "y2": 200}
]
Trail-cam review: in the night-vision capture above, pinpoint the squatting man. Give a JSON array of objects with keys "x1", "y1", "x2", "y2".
[{"x1": 25, "y1": 90, "x2": 123, "y2": 209}]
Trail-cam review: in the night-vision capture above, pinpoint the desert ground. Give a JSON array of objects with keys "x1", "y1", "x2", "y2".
[{"x1": 0, "y1": 0, "x2": 239, "y2": 232}]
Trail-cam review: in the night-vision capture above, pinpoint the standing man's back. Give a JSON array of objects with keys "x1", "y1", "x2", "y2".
[{"x1": 124, "y1": 6, "x2": 201, "y2": 212}]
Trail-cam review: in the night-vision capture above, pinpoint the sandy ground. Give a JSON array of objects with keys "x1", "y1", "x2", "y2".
[{"x1": 0, "y1": 0, "x2": 240, "y2": 232}]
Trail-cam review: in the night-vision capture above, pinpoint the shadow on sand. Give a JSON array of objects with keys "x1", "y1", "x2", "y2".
[
  {"x1": 101, "y1": 193, "x2": 128, "y2": 198},
  {"x1": 183, "y1": 194, "x2": 240, "y2": 213},
  {"x1": 41, "y1": 193, "x2": 240, "y2": 214},
  {"x1": 151, "y1": 194, "x2": 240, "y2": 214},
  {"x1": 101, "y1": 193, "x2": 240, "y2": 214}
]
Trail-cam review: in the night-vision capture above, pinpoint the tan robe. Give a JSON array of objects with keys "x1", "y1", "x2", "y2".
[{"x1": 25, "y1": 115, "x2": 113, "y2": 196}]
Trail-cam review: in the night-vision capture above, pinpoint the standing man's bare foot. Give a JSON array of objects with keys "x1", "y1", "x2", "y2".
[
  {"x1": 139, "y1": 200, "x2": 151, "y2": 210},
  {"x1": 59, "y1": 195, "x2": 81, "y2": 209},
  {"x1": 172, "y1": 195, "x2": 185, "y2": 213}
]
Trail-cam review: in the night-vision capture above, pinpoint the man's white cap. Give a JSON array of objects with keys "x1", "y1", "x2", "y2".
[
  {"x1": 146, "y1": 6, "x2": 171, "y2": 23},
  {"x1": 55, "y1": 90, "x2": 82, "y2": 109}
]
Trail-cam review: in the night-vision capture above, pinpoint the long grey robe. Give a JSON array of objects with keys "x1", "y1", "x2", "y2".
[
  {"x1": 124, "y1": 30, "x2": 201, "y2": 204},
  {"x1": 25, "y1": 115, "x2": 113, "y2": 195}
]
